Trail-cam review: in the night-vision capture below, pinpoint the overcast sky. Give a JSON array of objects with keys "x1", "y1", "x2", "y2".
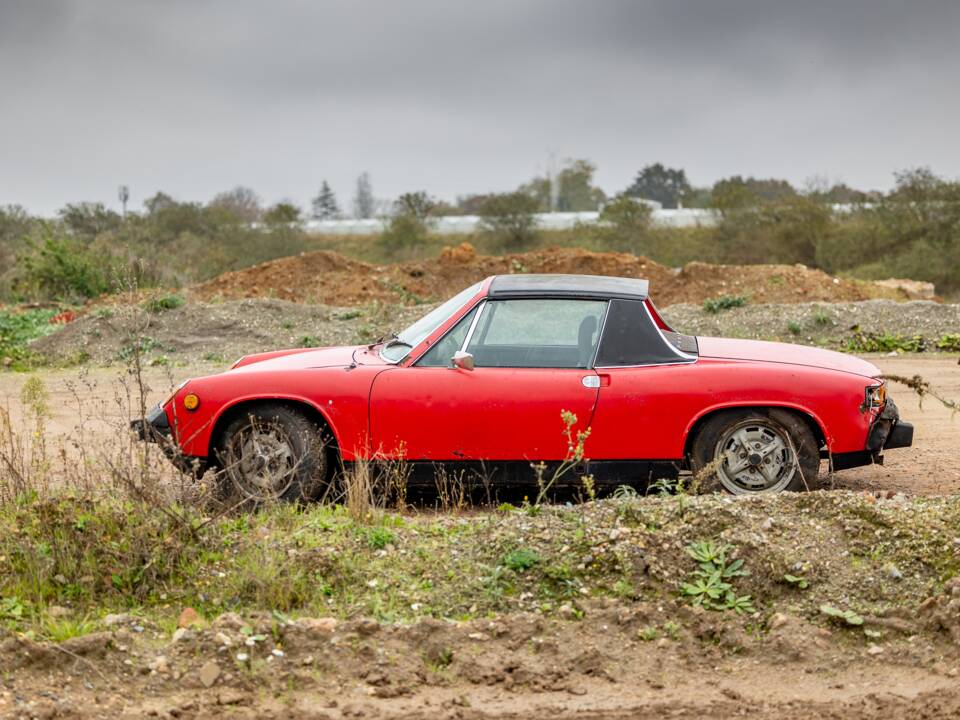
[{"x1": 2, "y1": 0, "x2": 959, "y2": 216}]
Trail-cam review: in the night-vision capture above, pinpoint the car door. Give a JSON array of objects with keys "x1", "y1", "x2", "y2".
[
  {"x1": 586, "y1": 298, "x2": 699, "y2": 461},
  {"x1": 368, "y1": 298, "x2": 607, "y2": 462}
]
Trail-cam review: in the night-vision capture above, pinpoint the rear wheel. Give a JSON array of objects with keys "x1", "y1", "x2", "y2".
[
  {"x1": 217, "y1": 404, "x2": 327, "y2": 505},
  {"x1": 689, "y1": 409, "x2": 819, "y2": 494}
]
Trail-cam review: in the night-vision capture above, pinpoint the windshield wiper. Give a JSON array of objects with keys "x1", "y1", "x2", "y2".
[{"x1": 367, "y1": 332, "x2": 400, "y2": 350}]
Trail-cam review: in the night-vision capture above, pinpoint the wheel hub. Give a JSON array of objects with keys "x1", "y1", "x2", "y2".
[
  {"x1": 228, "y1": 426, "x2": 296, "y2": 500},
  {"x1": 714, "y1": 420, "x2": 795, "y2": 494}
]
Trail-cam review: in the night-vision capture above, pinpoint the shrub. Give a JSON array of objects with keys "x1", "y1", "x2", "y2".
[
  {"x1": 714, "y1": 196, "x2": 831, "y2": 266},
  {"x1": 587, "y1": 195, "x2": 656, "y2": 253},
  {"x1": 477, "y1": 192, "x2": 539, "y2": 250},
  {"x1": 378, "y1": 214, "x2": 430, "y2": 259},
  {"x1": 17, "y1": 229, "x2": 115, "y2": 302}
]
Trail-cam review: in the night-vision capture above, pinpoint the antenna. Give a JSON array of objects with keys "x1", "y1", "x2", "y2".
[{"x1": 118, "y1": 185, "x2": 130, "y2": 218}]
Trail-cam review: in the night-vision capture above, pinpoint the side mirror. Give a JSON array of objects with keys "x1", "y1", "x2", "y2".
[{"x1": 452, "y1": 351, "x2": 475, "y2": 371}]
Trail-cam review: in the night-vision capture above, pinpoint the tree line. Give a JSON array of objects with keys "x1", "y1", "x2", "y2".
[{"x1": 1, "y1": 163, "x2": 958, "y2": 303}]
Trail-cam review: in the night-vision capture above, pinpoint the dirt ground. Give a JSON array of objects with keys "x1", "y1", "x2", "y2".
[
  {"x1": 188, "y1": 244, "x2": 916, "y2": 308},
  {"x1": 1, "y1": 355, "x2": 959, "y2": 718},
  {"x1": 3, "y1": 601, "x2": 960, "y2": 719},
  {"x1": 2, "y1": 355, "x2": 957, "y2": 497}
]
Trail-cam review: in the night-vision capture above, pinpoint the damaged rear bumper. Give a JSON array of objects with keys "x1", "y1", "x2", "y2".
[{"x1": 830, "y1": 397, "x2": 914, "y2": 471}]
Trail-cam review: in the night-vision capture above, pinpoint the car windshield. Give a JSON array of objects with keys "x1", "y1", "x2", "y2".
[{"x1": 379, "y1": 282, "x2": 483, "y2": 363}]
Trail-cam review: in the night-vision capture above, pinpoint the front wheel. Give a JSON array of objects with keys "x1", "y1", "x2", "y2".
[
  {"x1": 689, "y1": 409, "x2": 820, "y2": 494},
  {"x1": 216, "y1": 404, "x2": 327, "y2": 505}
]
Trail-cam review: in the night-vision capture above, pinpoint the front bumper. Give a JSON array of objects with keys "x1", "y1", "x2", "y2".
[
  {"x1": 831, "y1": 397, "x2": 914, "y2": 471},
  {"x1": 866, "y1": 397, "x2": 914, "y2": 452},
  {"x1": 131, "y1": 404, "x2": 207, "y2": 476},
  {"x1": 131, "y1": 403, "x2": 170, "y2": 441}
]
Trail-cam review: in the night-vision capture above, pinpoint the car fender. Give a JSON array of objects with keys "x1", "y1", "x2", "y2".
[
  {"x1": 184, "y1": 392, "x2": 345, "y2": 460},
  {"x1": 681, "y1": 400, "x2": 834, "y2": 454}
]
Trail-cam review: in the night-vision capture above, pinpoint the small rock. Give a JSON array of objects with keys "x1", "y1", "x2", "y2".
[
  {"x1": 214, "y1": 632, "x2": 233, "y2": 647},
  {"x1": 104, "y1": 613, "x2": 133, "y2": 627},
  {"x1": 355, "y1": 617, "x2": 380, "y2": 635},
  {"x1": 235, "y1": 652, "x2": 249, "y2": 663},
  {"x1": 760, "y1": 518, "x2": 774, "y2": 531},
  {"x1": 867, "y1": 644, "x2": 884, "y2": 656},
  {"x1": 217, "y1": 689, "x2": 248, "y2": 706},
  {"x1": 558, "y1": 603, "x2": 578, "y2": 620},
  {"x1": 148, "y1": 656, "x2": 169, "y2": 674},
  {"x1": 48, "y1": 606, "x2": 72, "y2": 618},
  {"x1": 178, "y1": 607, "x2": 201, "y2": 628},
  {"x1": 768, "y1": 612, "x2": 790, "y2": 631},
  {"x1": 171, "y1": 628, "x2": 192, "y2": 643},
  {"x1": 885, "y1": 564, "x2": 904, "y2": 580},
  {"x1": 213, "y1": 612, "x2": 246, "y2": 631},
  {"x1": 298, "y1": 617, "x2": 338, "y2": 634},
  {"x1": 198, "y1": 660, "x2": 220, "y2": 688}
]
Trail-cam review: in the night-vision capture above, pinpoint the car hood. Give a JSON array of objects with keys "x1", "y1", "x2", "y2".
[
  {"x1": 697, "y1": 336, "x2": 881, "y2": 378},
  {"x1": 230, "y1": 345, "x2": 377, "y2": 372}
]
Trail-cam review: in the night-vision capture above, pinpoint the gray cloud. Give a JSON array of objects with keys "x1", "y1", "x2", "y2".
[{"x1": 1, "y1": 0, "x2": 958, "y2": 215}]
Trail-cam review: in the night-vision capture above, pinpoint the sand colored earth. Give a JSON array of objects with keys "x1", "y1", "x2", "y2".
[{"x1": 189, "y1": 244, "x2": 913, "y2": 308}]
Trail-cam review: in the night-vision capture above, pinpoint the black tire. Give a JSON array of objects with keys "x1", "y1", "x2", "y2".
[
  {"x1": 216, "y1": 404, "x2": 327, "y2": 505},
  {"x1": 689, "y1": 408, "x2": 820, "y2": 494}
]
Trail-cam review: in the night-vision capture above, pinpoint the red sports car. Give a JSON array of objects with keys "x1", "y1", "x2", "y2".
[{"x1": 136, "y1": 274, "x2": 912, "y2": 500}]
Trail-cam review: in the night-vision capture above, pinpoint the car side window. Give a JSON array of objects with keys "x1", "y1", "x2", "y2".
[
  {"x1": 594, "y1": 299, "x2": 690, "y2": 366},
  {"x1": 465, "y1": 299, "x2": 607, "y2": 368},
  {"x1": 416, "y1": 306, "x2": 478, "y2": 367}
]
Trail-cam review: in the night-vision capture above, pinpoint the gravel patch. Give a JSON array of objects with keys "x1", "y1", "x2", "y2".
[{"x1": 661, "y1": 300, "x2": 960, "y2": 351}]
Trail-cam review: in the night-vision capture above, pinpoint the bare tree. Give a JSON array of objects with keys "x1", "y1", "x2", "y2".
[
  {"x1": 209, "y1": 186, "x2": 263, "y2": 222},
  {"x1": 353, "y1": 172, "x2": 375, "y2": 219}
]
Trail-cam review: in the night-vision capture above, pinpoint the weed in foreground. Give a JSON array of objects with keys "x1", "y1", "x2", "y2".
[{"x1": 681, "y1": 540, "x2": 755, "y2": 614}]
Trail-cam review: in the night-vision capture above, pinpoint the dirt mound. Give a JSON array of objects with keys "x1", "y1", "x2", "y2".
[
  {"x1": 189, "y1": 250, "x2": 382, "y2": 306},
  {"x1": 670, "y1": 261, "x2": 902, "y2": 305},
  {"x1": 190, "y1": 244, "x2": 908, "y2": 307}
]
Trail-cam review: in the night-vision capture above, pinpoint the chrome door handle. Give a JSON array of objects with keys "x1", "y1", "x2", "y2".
[{"x1": 581, "y1": 376, "x2": 600, "y2": 389}]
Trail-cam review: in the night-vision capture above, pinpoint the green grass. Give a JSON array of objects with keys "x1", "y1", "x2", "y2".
[
  {"x1": 0, "y1": 307, "x2": 63, "y2": 369},
  {"x1": 0, "y1": 491, "x2": 957, "y2": 638}
]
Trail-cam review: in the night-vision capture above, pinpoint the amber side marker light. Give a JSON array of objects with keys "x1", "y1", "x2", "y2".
[{"x1": 183, "y1": 393, "x2": 200, "y2": 411}]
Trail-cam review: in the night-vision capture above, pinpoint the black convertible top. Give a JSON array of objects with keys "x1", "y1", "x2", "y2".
[{"x1": 487, "y1": 274, "x2": 649, "y2": 300}]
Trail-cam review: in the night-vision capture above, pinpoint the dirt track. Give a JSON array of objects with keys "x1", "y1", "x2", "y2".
[
  {"x1": 4, "y1": 624, "x2": 959, "y2": 719},
  {"x1": 1, "y1": 355, "x2": 956, "y2": 497}
]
